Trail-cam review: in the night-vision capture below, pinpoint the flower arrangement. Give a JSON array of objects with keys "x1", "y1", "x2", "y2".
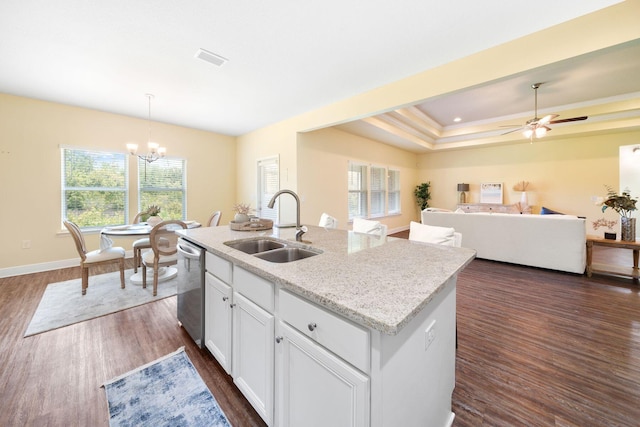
[
  {"x1": 592, "y1": 217, "x2": 617, "y2": 231},
  {"x1": 513, "y1": 180, "x2": 530, "y2": 192},
  {"x1": 232, "y1": 203, "x2": 252, "y2": 215},
  {"x1": 146, "y1": 205, "x2": 161, "y2": 216},
  {"x1": 598, "y1": 186, "x2": 637, "y2": 218}
]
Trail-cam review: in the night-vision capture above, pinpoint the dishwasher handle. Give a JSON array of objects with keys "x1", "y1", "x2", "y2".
[{"x1": 177, "y1": 241, "x2": 202, "y2": 260}]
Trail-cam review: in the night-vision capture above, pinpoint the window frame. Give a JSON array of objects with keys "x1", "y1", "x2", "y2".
[
  {"x1": 347, "y1": 161, "x2": 401, "y2": 221},
  {"x1": 60, "y1": 146, "x2": 129, "y2": 231},
  {"x1": 137, "y1": 156, "x2": 187, "y2": 220}
]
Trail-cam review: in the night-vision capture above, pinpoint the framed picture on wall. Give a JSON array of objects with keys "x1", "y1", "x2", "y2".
[{"x1": 480, "y1": 182, "x2": 503, "y2": 204}]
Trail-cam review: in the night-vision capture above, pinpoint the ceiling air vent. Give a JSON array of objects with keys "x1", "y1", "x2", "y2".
[{"x1": 194, "y1": 48, "x2": 228, "y2": 67}]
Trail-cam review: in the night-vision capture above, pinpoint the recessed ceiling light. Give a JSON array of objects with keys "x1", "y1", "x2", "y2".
[
  {"x1": 453, "y1": 117, "x2": 462, "y2": 122},
  {"x1": 194, "y1": 48, "x2": 228, "y2": 67}
]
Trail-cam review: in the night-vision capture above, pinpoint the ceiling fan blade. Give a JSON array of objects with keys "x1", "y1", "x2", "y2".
[
  {"x1": 549, "y1": 116, "x2": 588, "y2": 124},
  {"x1": 538, "y1": 114, "x2": 559, "y2": 125}
]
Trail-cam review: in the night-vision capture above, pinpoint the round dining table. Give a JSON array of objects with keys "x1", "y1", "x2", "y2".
[{"x1": 101, "y1": 221, "x2": 200, "y2": 285}]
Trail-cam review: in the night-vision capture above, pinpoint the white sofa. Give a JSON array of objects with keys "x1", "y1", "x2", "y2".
[{"x1": 421, "y1": 210, "x2": 586, "y2": 274}]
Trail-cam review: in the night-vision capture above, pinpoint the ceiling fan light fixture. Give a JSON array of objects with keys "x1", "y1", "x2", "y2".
[
  {"x1": 535, "y1": 127, "x2": 547, "y2": 138},
  {"x1": 523, "y1": 129, "x2": 534, "y2": 139}
]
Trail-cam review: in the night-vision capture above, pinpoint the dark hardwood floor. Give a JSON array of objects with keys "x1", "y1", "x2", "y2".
[{"x1": 1, "y1": 238, "x2": 639, "y2": 426}]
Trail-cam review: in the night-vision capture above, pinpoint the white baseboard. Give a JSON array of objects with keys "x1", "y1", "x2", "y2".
[
  {"x1": 387, "y1": 224, "x2": 409, "y2": 235},
  {"x1": 0, "y1": 250, "x2": 134, "y2": 278}
]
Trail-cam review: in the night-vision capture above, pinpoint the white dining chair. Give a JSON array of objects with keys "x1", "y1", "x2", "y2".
[
  {"x1": 408, "y1": 221, "x2": 462, "y2": 247},
  {"x1": 132, "y1": 211, "x2": 163, "y2": 273},
  {"x1": 141, "y1": 220, "x2": 187, "y2": 296},
  {"x1": 207, "y1": 211, "x2": 222, "y2": 227},
  {"x1": 64, "y1": 220, "x2": 126, "y2": 295},
  {"x1": 352, "y1": 217, "x2": 387, "y2": 237},
  {"x1": 318, "y1": 213, "x2": 338, "y2": 229}
]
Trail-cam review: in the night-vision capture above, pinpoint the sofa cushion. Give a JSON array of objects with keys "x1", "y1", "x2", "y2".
[{"x1": 409, "y1": 221, "x2": 456, "y2": 246}]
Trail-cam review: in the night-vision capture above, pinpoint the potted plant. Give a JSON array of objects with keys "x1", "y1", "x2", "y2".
[
  {"x1": 598, "y1": 185, "x2": 638, "y2": 241},
  {"x1": 145, "y1": 204, "x2": 162, "y2": 226},
  {"x1": 592, "y1": 217, "x2": 618, "y2": 240},
  {"x1": 414, "y1": 182, "x2": 431, "y2": 211},
  {"x1": 233, "y1": 203, "x2": 252, "y2": 223}
]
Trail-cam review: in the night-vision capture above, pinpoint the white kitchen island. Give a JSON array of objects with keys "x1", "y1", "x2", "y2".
[{"x1": 178, "y1": 225, "x2": 475, "y2": 427}]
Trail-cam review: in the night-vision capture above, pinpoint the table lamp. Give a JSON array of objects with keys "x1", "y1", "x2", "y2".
[{"x1": 457, "y1": 183, "x2": 470, "y2": 204}]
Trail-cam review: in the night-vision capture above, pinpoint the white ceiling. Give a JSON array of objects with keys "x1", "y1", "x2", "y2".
[
  {"x1": 0, "y1": 0, "x2": 626, "y2": 141},
  {"x1": 336, "y1": 39, "x2": 640, "y2": 152}
]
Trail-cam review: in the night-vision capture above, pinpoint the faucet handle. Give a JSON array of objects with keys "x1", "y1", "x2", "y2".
[{"x1": 295, "y1": 225, "x2": 308, "y2": 242}]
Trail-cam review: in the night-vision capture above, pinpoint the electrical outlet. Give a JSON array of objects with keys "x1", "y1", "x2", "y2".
[
  {"x1": 424, "y1": 320, "x2": 436, "y2": 350},
  {"x1": 22, "y1": 240, "x2": 31, "y2": 249}
]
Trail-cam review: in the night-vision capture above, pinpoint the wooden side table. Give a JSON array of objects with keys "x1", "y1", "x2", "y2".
[{"x1": 586, "y1": 235, "x2": 640, "y2": 281}]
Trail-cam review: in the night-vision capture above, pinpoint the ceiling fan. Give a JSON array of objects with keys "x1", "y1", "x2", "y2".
[{"x1": 502, "y1": 83, "x2": 588, "y2": 140}]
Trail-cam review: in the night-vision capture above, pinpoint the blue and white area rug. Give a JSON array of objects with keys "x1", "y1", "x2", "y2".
[{"x1": 103, "y1": 347, "x2": 231, "y2": 427}]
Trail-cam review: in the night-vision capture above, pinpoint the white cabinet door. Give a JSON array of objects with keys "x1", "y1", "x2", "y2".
[
  {"x1": 232, "y1": 292, "x2": 275, "y2": 426},
  {"x1": 276, "y1": 321, "x2": 369, "y2": 427},
  {"x1": 204, "y1": 271, "x2": 232, "y2": 375}
]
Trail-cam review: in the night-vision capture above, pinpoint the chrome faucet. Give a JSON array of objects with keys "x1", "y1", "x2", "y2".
[{"x1": 268, "y1": 189, "x2": 307, "y2": 242}]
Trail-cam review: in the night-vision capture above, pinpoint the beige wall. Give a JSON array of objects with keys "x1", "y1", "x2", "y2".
[
  {"x1": 298, "y1": 127, "x2": 418, "y2": 230},
  {"x1": 417, "y1": 131, "x2": 640, "y2": 234},
  {"x1": 0, "y1": 94, "x2": 236, "y2": 272},
  {"x1": 4, "y1": 2, "x2": 640, "y2": 273},
  {"x1": 236, "y1": 1, "x2": 640, "y2": 214}
]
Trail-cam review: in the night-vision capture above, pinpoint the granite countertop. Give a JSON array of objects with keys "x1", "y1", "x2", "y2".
[{"x1": 178, "y1": 225, "x2": 475, "y2": 335}]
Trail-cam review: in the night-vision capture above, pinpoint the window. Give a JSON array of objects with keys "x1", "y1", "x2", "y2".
[
  {"x1": 347, "y1": 162, "x2": 401, "y2": 220},
  {"x1": 138, "y1": 157, "x2": 186, "y2": 220},
  {"x1": 348, "y1": 162, "x2": 368, "y2": 220},
  {"x1": 388, "y1": 169, "x2": 401, "y2": 215},
  {"x1": 257, "y1": 156, "x2": 279, "y2": 222},
  {"x1": 370, "y1": 166, "x2": 386, "y2": 217},
  {"x1": 61, "y1": 147, "x2": 128, "y2": 229}
]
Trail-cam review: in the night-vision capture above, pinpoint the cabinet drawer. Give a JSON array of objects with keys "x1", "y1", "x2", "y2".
[
  {"x1": 279, "y1": 289, "x2": 370, "y2": 373},
  {"x1": 234, "y1": 267, "x2": 274, "y2": 313},
  {"x1": 205, "y1": 251, "x2": 232, "y2": 284}
]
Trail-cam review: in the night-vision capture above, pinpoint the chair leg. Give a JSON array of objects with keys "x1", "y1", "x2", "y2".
[
  {"x1": 133, "y1": 248, "x2": 139, "y2": 273},
  {"x1": 153, "y1": 266, "x2": 158, "y2": 296},
  {"x1": 82, "y1": 266, "x2": 89, "y2": 295},
  {"x1": 142, "y1": 264, "x2": 147, "y2": 288},
  {"x1": 119, "y1": 258, "x2": 125, "y2": 289}
]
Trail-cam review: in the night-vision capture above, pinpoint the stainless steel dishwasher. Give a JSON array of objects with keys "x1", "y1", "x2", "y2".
[{"x1": 176, "y1": 237, "x2": 205, "y2": 348}]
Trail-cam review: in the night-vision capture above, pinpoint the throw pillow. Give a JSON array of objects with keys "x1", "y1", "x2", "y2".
[{"x1": 540, "y1": 206, "x2": 564, "y2": 215}]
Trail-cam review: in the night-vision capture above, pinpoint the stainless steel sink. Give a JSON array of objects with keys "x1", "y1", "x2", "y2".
[
  {"x1": 224, "y1": 239, "x2": 286, "y2": 254},
  {"x1": 254, "y1": 247, "x2": 321, "y2": 263}
]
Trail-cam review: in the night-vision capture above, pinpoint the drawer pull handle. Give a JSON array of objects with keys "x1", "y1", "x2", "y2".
[
  {"x1": 308, "y1": 322, "x2": 317, "y2": 332},
  {"x1": 222, "y1": 296, "x2": 229, "y2": 301},
  {"x1": 275, "y1": 336, "x2": 283, "y2": 344},
  {"x1": 230, "y1": 303, "x2": 236, "y2": 308}
]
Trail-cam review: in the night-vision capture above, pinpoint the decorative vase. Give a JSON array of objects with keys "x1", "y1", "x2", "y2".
[
  {"x1": 621, "y1": 217, "x2": 636, "y2": 242},
  {"x1": 520, "y1": 191, "x2": 528, "y2": 206},
  {"x1": 234, "y1": 213, "x2": 250, "y2": 223},
  {"x1": 148, "y1": 216, "x2": 162, "y2": 227}
]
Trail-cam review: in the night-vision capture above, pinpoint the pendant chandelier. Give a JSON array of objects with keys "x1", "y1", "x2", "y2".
[{"x1": 126, "y1": 94, "x2": 166, "y2": 163}]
